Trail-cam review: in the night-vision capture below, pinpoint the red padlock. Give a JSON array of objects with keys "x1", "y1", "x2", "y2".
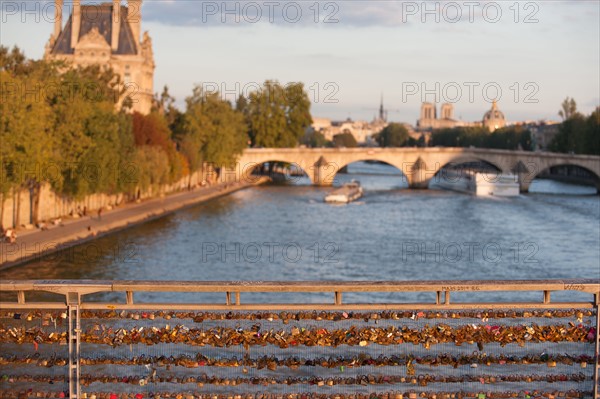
[
  {"x1": 135, "y1": 395, "x2": 144, "y2": 399},
  {"x1": 110, "y1": 394, "x2": 118, "y2": 399}
]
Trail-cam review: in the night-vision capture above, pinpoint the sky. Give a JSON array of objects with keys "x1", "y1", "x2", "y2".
[{"x1": 1, "y1": 0, "x2": 599, "y2": 124}]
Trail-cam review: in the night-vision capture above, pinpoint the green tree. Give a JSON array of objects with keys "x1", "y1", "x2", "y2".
[
  {"x1": 302, "y1": 130, "x2": 329, "y2": 148},
  {"x1": 376, "y1": 123, "x2": 411, "y2": 147},
  {"x1": 584, "y1": 107, "x2": 600, "y2": 155},
  {"x1": 181, "y1": 86, "x2": 248, "y2": 170},
  {"x1": 558, "y1": 97, "x2": 578, "y2": 121},
  {"x1": 247, "y1": 80, "x2": 312, "y2": 147},
  {"x1": 132, "y1": 146, "x2": 171, "y2": 194},
  {"x1": 0, "y1": 47, "x2": 55, "y2": 225},
  {"x1": 333, "y1": 131, "x2": 358, "y2": 148}
]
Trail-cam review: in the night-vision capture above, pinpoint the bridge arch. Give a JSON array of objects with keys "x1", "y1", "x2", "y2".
[
  {"x1": 330, "y1": 159, "x2": 409, "y2": 187},
  {"x1": 429, "y1": 157, "x2": 504, "y2": 189},
  {"x1": 525, "y1": 162, "x2": 600, "y2": 193},
  {"x1": 240, "y1": 159, "x2": 312, "y2": 184}
]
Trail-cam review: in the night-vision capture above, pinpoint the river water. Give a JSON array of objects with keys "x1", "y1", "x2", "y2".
[{"x1": 1, "y1": 162, "x2": 598, "y2": 303}]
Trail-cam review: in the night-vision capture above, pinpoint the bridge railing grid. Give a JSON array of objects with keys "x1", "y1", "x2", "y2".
[{"x1": 1, "y1": 279, "x2": 599, "y2": 399}]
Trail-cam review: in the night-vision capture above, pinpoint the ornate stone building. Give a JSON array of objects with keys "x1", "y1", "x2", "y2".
[
  {"x1": 44, "y1": 0, "x2": 155, "y2": 114},
  {"x1": 482, "y1": 100, "x2": 507, "y2": 132},
  {"x1": 417, "y1": 102, "x2": 464, "y2": 130}
]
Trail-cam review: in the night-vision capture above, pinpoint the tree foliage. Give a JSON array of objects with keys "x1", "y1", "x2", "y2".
[
  {"x1": 550, "y1": 105, "x2": 599, "y2": 155},
  {"x1": 375, "y1": 123, "x2": 414, "y2": 147},
  {"x1": 246, "y1": 81, "x2": 312, "y2": 148},
  {"x1": 558, "y1": 97, "x2": 578, "y2": 121},
  {"x1": 332, "y1": 131, "x2": 358, "y2": 148},
  {"x1": 180, "y1": 87, "x2": 248, "y2": 168},
  {"x1": 302, "y1": 130, "x2": 329, "y2": 148},
  {"x1": 1, "y1": 46, "x2": 315, "y2": 226},
  {"x1": 429, "y1": 126, "x2": 533, "y2": 151}
]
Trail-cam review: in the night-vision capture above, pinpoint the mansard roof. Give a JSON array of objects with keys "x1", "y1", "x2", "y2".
[{"x1": 51, "y1": 4, "x2": 137, "y2": 55}]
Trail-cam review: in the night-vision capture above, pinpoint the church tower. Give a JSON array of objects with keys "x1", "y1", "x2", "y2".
[{"x1": 44, "y1": 0, "x2": 155, "y2": 114}]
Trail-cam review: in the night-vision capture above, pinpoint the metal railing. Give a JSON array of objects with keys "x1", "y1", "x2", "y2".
[{"x1": 1, "y1": 279, "x2": 599, "y2": 398}]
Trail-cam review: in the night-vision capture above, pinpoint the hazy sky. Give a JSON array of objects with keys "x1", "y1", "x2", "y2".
[{"x1": 2, "y1": 0, "x2": 599, "y2": 123}]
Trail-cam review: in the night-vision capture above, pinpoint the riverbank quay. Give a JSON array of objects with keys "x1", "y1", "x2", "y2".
[
  {"x1": 0, "y1": 280, "x2": 598, "y2": 398},
  {"x1": 0, "y1": 178, "x2": 269, "y2": 270}
]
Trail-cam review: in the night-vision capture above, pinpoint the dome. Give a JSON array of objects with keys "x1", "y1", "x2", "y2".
[{"x1": 483, "y1": 100, "x2": 506, "y2": 131}]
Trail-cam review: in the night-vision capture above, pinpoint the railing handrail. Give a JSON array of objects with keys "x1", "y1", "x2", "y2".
[
  {"x1": 1, "y1": 279, "x2": 599, "y2": 311},
  {"x1": 2, "y1": 278, "x2": 599, "y2": 293}
]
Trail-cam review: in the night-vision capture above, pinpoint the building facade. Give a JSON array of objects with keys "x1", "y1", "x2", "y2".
[
  {"x1": 417, "y1": 102, "x2": 466, "y2": 130},
  {"x1": 44, "y1": 0, "x2": 155, "y2": 114},
  {"x1": 417, "y1": 101, "x2": 507, "y2": 132},
  {"x1": 482, "y1": 100, "x2": 507, "y2": 132}
]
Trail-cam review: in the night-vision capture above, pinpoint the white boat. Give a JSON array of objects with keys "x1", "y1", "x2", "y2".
[
  {"x1": 325, "y1": 181, "x2": 363, "y2": 203},
  {"x1": 437, "y1": 170, "x2": 519, "y2": 197}
]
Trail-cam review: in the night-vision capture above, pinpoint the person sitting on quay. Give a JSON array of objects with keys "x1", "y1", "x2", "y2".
[{"x1": 4, "y1": 229, "x2": 17, "y2": 243}]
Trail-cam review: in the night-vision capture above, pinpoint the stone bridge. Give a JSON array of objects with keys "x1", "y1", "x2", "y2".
[{"x1": 230, "y1": 147, "x2": 600, "y2": 192}]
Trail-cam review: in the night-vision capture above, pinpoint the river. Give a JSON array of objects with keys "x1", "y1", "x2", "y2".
[{"x1": 1, "y1": 162, "x2": 598, "y2": 303}]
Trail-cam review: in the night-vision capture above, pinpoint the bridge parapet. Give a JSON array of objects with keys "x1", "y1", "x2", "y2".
[{"x1": 1, "y1": 279, "x2": 599, "y2": 398}]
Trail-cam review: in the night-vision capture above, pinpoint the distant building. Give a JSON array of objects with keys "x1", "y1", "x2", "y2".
[
  {"x1": 482, "y1": 100, "x2": 507, "y2": 132},
  {"x1": 307, "y1": 98, "x2": 389, "y2": 145},
  {"x1": 518, "y1": 121, "x2": 560, "y2": 151},
  {"x1": 308, "y1": 118, "x2": 383, "y2": 145},
  {"x1": 416, "y1": 101, "x2": 508, "y2": 132},
  {"x1": 417, "y1": 102, "x2": 466, "y2": 130},
  {"x1": 44, "y1": 0, "x2": 155, "y2": 114}
]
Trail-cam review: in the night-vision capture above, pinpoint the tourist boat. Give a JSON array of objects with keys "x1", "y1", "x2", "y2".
[
  {"x1": 325, "y1": 181, "x2": 363, "y2": 203},
  {"x1": 437, "y1": 170, "x2": 519, "y2": 197}
]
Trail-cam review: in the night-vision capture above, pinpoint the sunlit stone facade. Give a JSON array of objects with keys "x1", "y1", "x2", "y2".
[{"x1": 44, "y1": 0, "x2": 155, "y2": 114}]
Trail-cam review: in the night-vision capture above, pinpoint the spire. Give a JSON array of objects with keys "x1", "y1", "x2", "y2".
[{"x1": 379, "y1": 93, "x2": 385, "y2": 122}]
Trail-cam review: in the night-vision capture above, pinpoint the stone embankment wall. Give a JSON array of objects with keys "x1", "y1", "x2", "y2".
[{"x1": 0, "y1": 167, "x2": 217, "y2": 229}]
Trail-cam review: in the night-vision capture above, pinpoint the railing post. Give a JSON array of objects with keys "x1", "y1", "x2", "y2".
[
  {"x1": 334, "y1": 291, "x2": 342, "y2": 305},
  {"x1": 126, "y1": 291, "x2": 134, "y2": 305},
  {"x1": 543, "y1": 290, "x2": 551, "y2": 304},
  {"x1": 67, "y1": 291, "x2": 81, "y2": 399}
]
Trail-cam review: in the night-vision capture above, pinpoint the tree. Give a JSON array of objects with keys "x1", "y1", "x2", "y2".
[
  {"x1": 181, "y1": 86, "x2": 248, "y2": 171},
  {"x1": 247, "y1": 80, "x2": 312, "y2": 148},
  {"x1": 302, "y1": 130, "x2": 329, "y2": 148},
  {"x1": 550, "y1": 108, "x2": 599, "y2": 155},
  {"x1": 152, "y1": 85, "x2": 182, "y2": 131},
  {"x1": 0, "y1": 47, "x2": 55, "y2": 225},
  {"x1": 559, "y1": 97, "x2": 578, "y2": 120},
  {"x1": 376, "y1": 123, "x2": 411, "y2": 147},
  {"x1": 132, "y1": 146, "x2": 171, "y2": 194},
  {"x1": 333, "y1": 131, "x2": 358, "y2": 148},
  {"x1": 284, "y1": 82, "x2": 313, "y2": 145}
]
